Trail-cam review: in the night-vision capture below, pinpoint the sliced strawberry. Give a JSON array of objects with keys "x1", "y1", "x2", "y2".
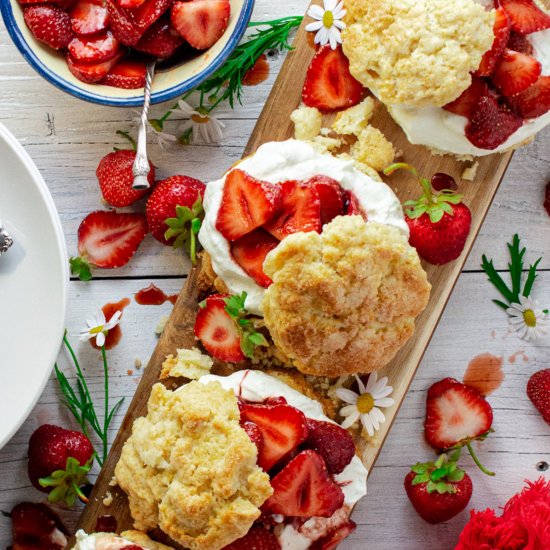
[
  {"x1": 104, "y1": 59, "x2": 147, "y2": 88},
  {"x1": 304, "y1": 419, "x2": 356, "y2": 475},
  {"x1": 224, "y1": 527, "x2": 280, "y2": 550},
  {"x1": 118, "y1": 0, "x2": 146, "y2": 7},
  {"x1": 476, "y1": 6, "x2": 511, "y2": 77},
  {"x1": 231, "y1": 229, "x2": 279, "y2": 288},
  {"x1": 311, "y1": 520, "x2": 357, "y2": 550},
  {"x1": 424, "y1": 377, "x2": 493, "y2": 450},
  {"x1": 545, "y1": 181, "x2": 550, "y2": 217},
  {"x1": 506, "y1": 30, "x2": 533, "y2": 55},
  {"x1": 11, "y1": 502, "x2": 67, "y2": 549},
  {"x1": 68, "y1": 30, "x2": 121, "y2": 63},
  {"x1": 264, "y1": 180, "x2": 321, "y2": 240},
  {"x1": 75, "y1": 210, "x2": 148, "y2": 269},
  {"x1": 67, "y1": 50, "x2": 124, "y2": 83},
  {"x1": 265, "y1": 396, "x2": 287, "y2": 406},
  {"x1": 507, "y1": 75, "x2": 550, "y2": 119},
  {"x1": 70, "y1": 0, "x2": 109, "y2": 35},
  {"x1": 19, "y1": 0, "x2": 74, "y2": 5},
  {"x1": 23, "y1": 5, "x2": 73, "y2": 50},
  {"x1": 132, "y1": 0, "x2": 173, "y2": 33},
  {"x1": 240, "y1": 403, "x2": 309, "y2": 471},
  {"x1": 342, "y1": 190, "x2": 365, "y2": 218},
  {"x1": 194, "y1": 294, "x2": 245, "y2": 363},
  {"x1": 304, "y1": 175, "x2": 344, "y2": 225},
  {"x1": 216, "y1": 169, "x2": 282, "y2": 242},
  {"x1": 492, "y1": 48, "x2": 541, "y2": 96},
  {"x1": 171, "y1": 0, "x2": 231, "y2": 50},
  {"x1": 135, "y1": 16, "x2": 184, "y2": 58},
  {"x1": 242, "y1": 421, "x2": 264, "y2": 456},
  {"x1": 107, "y1": 0, "x2": 142, "y2": 45},
  {"x1": 302, "y1": 45, "x2": 364, "y2": 113},
  {"x1": 465, "y1": 94, "x2": 523, "y2": 150},
  {"x1": 262, "y1": 450, "x2": 344, "y2": 518},
  {"x1": 500, "y1": 0, "x2": 550, "y2": 34},
  {"x1": 443, "y1": 77, "x2": 492, "y2": 118}
]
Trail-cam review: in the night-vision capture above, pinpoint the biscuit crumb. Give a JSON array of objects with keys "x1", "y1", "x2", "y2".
[
  {"x1": 291, "y1": 105, "x2": 323, "y2": 141},
  {"x1": 102, "y1": 491, "x2": 113, "y2": 507},
  {"x1": 155, "y1": 315, "x2": 169, "y2": 336},
  {"x1": 332, "y1": 97, "x2": 375, "y2": 136},
  {"x1": 350, "y1": 125, "x2": 396, "y2": 172},
  {"x1": 109, "y1": 476, "x2": 118, "y2": 487},
  {"x1": 160, "y1": 348, "x2": 214, "y2": 380},
  {"x1": 307, "y1": 135, "x2": 343, "y2": 155},
  {"x1": 135, "y1": 358, "x2": 142, "y2": 369},
  {"x1": 461, "y1": 162, "x2": 479, "y2": 181}
]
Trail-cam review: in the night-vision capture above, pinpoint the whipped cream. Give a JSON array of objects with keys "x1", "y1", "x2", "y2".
[
  {"x1": 198, "y1": 370, "x2": 368, "y2": 550},
  {"x1": 199, "y1": 139, "x2": 408, "y2": 315},
  {"x1": 388, "y1": 28, "x2": 550, "y2": 156},
  {"x1": 71, "y1": 530, "x2": 139, "y2": 550}
]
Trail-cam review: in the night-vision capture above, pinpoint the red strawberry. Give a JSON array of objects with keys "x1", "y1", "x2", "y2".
[
  {"x1": 11, "y1": 502, "x2": 68, "y2": 550},
  {"x1": 135, "y1": 16, "x2": 184, "y2": 58},
  {"x1": 342, "y1": 190, "x2": 365, "y2": 218},
  {"x1": 97, "y1": 149, "x2": 155, "y2": 207},
  {"x1": 70, "y1": 210, "x2": 148, "y2": 280},
  {"x1": 304, "y1": 419, "x2": 356, "y2": 475},
  {"x1": 431, "y1": 173, "x2": 457, "y2": 192},
  {"x1": 171, "y1": 0, "x2": 230, "y2": 50},
  {"x1": 264, "y1": 180, "x2": 321, "y2": 240},
  {"x1": 304, "y1": 175, "x2": 344, "y2": 225},
  {"x1": 107, "y1": 0, "x2": 142, "y2": 45},
  {"x1": 28, "y1": 424, "x2": 94, "y2": 506},
  {"x1": 69, "y1": 0, "x2": 109, "y2": 35},
  {"x1": 404, "y1": 453, "x2": 473, "y2": 524},
  {"x1": 67, "y1": 50, "x2": 124, "y2": 83},
  {"x1": 231, "y1": 229, "x2": 279, "y2": 288},
  {"x1": 506, "y1": 30, "x2": 533, "y2": 55},
  {"x1": 23, "y1": 5, "x2": 73, "y2": 50},
  {"x1": 224, "y1": 527, "x2": 280, "y2": 550},
  {"x1": 465, "y1": 94, "x2": 523, "y2": 150},
  {"x1": 302, "y1": 45, "x2": 364, "y2": 113},
  {"x1": 194, "y1": 294, "x2": 245, "y2": 362},
  {"x1": 132, "y1": 0, "x2": 173, "y2": 34},
  {"x1": 265, "y1": 396, "x2": 287, "y2": 406},
  {"x1": 118, "y1": 0, "x2": 146, "y2": 7},
  {"x1": 443, "y1": 77, "x2": 492, "y2": 118},
  {"x1": 500, "y1": 0, "x2": 550, "y2": 34},
  {"x1": 241, "y1": 403, "x2": 309, "y2": 471},
  {"x1": 492, "y1": 48, "x2": 542, "y2": 96},
  {"x1": 311, "y1": 520, "x2": 357, "y2": 550},
  {"x1": 68, "y1": 30, "x2": 121, "y2": 63},
  {"x1": 475, "y1": 6, "x2": 511, "y2": 76},
  {"x1": 242, "y1": 421, "x2": 264, "y2": 456},
  {"x1": 507, "y1": 75, "x2": 550, "y2": 119},
  {"x1": 104, "y1": 59, "x2": 147, "y2": 89},
  {"x1": 19, "y1": 0, "x2": 74, "y2": 5},
  {"x1": 216, "y1": 169, "x2": 282, "y2": 242},
  {"x1": 262, "y1": 450, "x2": 344, "y2": 517},
  {"x1": 527, "y1": 369, "x2": 550, "y2": 425},
  {"x1": 544, "y1": 181, "x2": 550, "y2": 217}
]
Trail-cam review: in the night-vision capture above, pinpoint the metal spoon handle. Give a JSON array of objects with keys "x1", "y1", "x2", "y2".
[
  {"x1": 0, "y1": 219, "x2": 14, "y2": 256},
  {"x1": 132, "y1": 61, "x2": 156, "y2": 190}
]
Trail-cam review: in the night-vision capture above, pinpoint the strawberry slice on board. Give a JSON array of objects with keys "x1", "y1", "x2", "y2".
[
  {"x1": 506, "y1": 30, "x2": 533, "y2": 55},
  {"x1": 500, "y1": 0, "x2": 550, "y2": 34},
  {"x1": 507, "y1": 75, "x2": 550, "y2": 119},
  {"x1": 66, "y1": 50, "x2": 125, "y2": 84},
  {"x1": 224, "y1": 527, "x2": 280, "y2": 550},
  {"x1": 171, "y1": 0, "x2": 231, "y2": 50},
  {"x1": 215, "y1": 169, "x2": 282, "y2": 242},
  {"x1": 23, "y1": 5, "x2": 74, "y2": 50},
  {"x1": 240, "y1": 403, "x2": 309, "y2": 471},
  {"x1": 69, "y1": 0, "x2": 110, "y2": 36},
  {"x1": 264, "y1": 180, "x2": 322, "y2": 241},
  {"x1": 104, "y1": 59, "x2": 147, "y2": 88},
  {"x1": 135, "y1": 16, "x2": 184, "y2": 59},
  {"x1": 231, "y1": 228, "x2": 280, "y2": 288},
  {"x1": 262, "y1": 450, "x2": 345, "y2": 518},
  {"x1": 68, "y1": 30, "x2": 121, "y2": 63},
  {"x1": 443, "y1": 77, "x2": 492, "y2": 118},
  {"x1": 304, "y1": 175, "x2": 344, "y2": 225},
  {"x1": 194, "y1": 294, "x2": 246, "y2": 363},
  {"x1": 302, "y1": 45, "x2": 364, "y2": 113},
  {"x1": 491, "y1": 48, "x2": 542, "y2": 96},
  {"x1": 311, "y1": 520, "x2": 357, "y2": 550},
  {"x1": 475, "y1": 6, "x2": 511, "y2": 77}
]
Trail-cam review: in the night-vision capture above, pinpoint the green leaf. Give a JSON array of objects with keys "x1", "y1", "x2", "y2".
[
  {"x1": 115, "y1": 130, "x2": 137, "y2": 151},
  {"x1": 435, "y1": 481, "x2": 454, "y2": 494},
  {"x1": 69, "y1": 257, "x2": 92, "y2": 282},
  {"x1": 523, "y1": 257, "x2": 542, "y2": 298},
  {"x1": 447, "y1": 469, "x2": 465, "y2": 482},
  {"x1": 411, "y1": 463, "x2": 428, "y2": 475},
  {"x1": 430, "y1": 467, "x2": 448, "y2": 481},
  {"x1": 412, "y1": 473, "x2": 430, "y2": 485},
  {"x1": 249, "y1": 332, "x2": 268, "y2": 346},
  {"x1": 426, "y1": 480, "x2": 437, "y2": 493}
]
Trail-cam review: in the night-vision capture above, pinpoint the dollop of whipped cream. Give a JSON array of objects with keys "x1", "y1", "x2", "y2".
[
  {"x1": 198, "y1": 370, "x2": 368, "y2": 550},
  {"x1": 71, "y1": 530, "x2": 139, "y2": 550},
  {"x1": 388, "y1": 28, "x2": 550, "y2": 156},
  {"x1": 199, "y1": 139, "x2": 408, "y2": 315}
]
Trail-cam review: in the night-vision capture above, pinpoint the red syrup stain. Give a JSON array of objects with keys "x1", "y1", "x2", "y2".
[
  {"x1": 243, "y1": 54, "x2": 270, "y2": 86},
  {"x1": 135, "y1": 283, "x2": 178, "y2": 306},
  {"x1": 95, "y1": 514, "x2": 117, "y2": 533},
  {"x1": 463, "y1": 353, "x2": 504, "y2": 396},
  {"x1": 91, "y1": 297, "x2": 131, "y2": 350},
  {"x1": 508, "y1": 350, "x2": 529, "y2": 364}
]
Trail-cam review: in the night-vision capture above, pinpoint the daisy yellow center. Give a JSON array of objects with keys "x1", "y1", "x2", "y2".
[
  {"x1": 192, "y1": 114, "x2": 209, "y2": 124},
  {"x1": 323, "y1": 10, "x2": 334, "y2": 29},
  {"x1": 90, "y1": 325, "x2": 105, "y2": 335},
  {"x1": 523, "y1": 309, "x2": 537, "y2": 327},
  {"x1": 357, "y1": 393, "x2": 374, "y2": 414}
]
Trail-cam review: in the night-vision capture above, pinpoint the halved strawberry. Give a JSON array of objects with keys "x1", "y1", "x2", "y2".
[
  {"x1": 69, "y1": 0, "x2": 109, "y2": 35},
  {"x1": 171, "y1": 0, "x2": 230, "y2": 50},
  {"x1": 475, "y1": 6, "x2": 511, "y2": 77},
  {"x1": 302, "y1": 45, "x2": 364, "y2": 113},
  {"x1": 492, "y1": 48, "x2": 541, "y2": 96},
  {"x1": 104, "y1": 59, "x2": 147, "y2": 88},
  {"x1": 240, "y1": 403, "x2": 309, "y2": 471},
  {"x1": 311, "y1": 520, "x2": 357, "y2": 550},
  {"x1": 118, "y1": 0, "x2": 146, "y2": 7},
  {"x1": 507, "y1": 75, "x2": 550, "y2": 119},
  {"x1": 241, "y1": 421, "x2": 264, "y2": 456},
  {"x1": 506, "y1": 30, "x2": 533, "y2": 55},
  {"x1": 443, "y1": 77, "x2": 492, "y2": 118},
  {"x1": 262, "y1": 450, "x2": 344, "y2": 518},
  {"x1": 107, "y1": 0, "x2": 142, "y2": 45},
  {"x1": 67, "y1": 50, "x2": 124, "y2": 83},
  {"x1": 132, "y1": 0, "x2": 173, "y2": 33},
  {"x1": 500, "y1": 0, "x2": 550, "y2": 34},
  {"x1": 231, "y1": 228, "x2": 279, "y2": 288},
  {"x1": 265, "y1": 396, "x2": 287, "y2": 406},
  {"x1": 342, "y1": 190, "x2": 365, "y2": 218},
  {"x1": 264, "y1": 180, "x2": 321, "y2": 240},
  {"x1": 304, "y1": 175, "x2": 344, "y2": 225},
  {"x1": 23, "y1": 5, "x2": 74, "y2": 50},
  {"x1": 68, "y1": 30, "x2": 121, "y2": 63},
  {"x1": 215, "y1": 169, "x2": 282, "y2": 242},
  {"x1": 135, "y1": 16, "x2": 184, "y2": 58},
  {"x1": 11, "y1": 502, "x2": 68, "y2": 550},
  {"x1": 224, "y1": 527, "x2": 280, "y2": 550},
  {"x1": 194, "y1": 294, "x2": 245, "y2": 363}
]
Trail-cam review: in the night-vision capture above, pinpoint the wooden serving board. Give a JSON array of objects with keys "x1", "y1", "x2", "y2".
[{"x1": 72, "y1": 3, "x2": 538, "y2": 545}]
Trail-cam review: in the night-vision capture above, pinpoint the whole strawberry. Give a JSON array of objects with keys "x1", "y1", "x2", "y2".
[
  {"x1": 145, "y1": 175, "x2": 206, "y2": 262},
  {"x1": 28, "y1": 424, "x2": 94, "y2": 506},
  {"x1": 404, "y1": 453, "x2": 473, "y2": 524},
  {"x1": 96, "y1": 149, "x2": 155, "y2": 207},
  {"x1": 527, "y1": 369, "x2": 550, "y2": 425},
  {"x1": 385, "y1": 163, "x2": 472, "y2": 265}
]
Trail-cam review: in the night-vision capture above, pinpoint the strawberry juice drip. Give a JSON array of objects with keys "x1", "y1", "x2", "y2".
[
  {"x1": 135, "y1": 283, "x2": 177, "y2": 306},
  {"x1": 463, "y1": 353, "x2": 504, "y2": 396},
  {"x1": 91, "y1": 297, "x2": 130, "y2": 350}
]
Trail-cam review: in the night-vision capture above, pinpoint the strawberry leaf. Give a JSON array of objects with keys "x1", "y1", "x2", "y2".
[
  {"x1": 163, "y1": 198, "x2": 204, "y2": 264},
  {"x1": 69, "y1": 257, "x2": 92, "y2": 282},
  {"x1": 39, "y1": 456, "x2": 92, "y2": 507}
]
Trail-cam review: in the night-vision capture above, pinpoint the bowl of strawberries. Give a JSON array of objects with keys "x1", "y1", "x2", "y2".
[{"x1": 1, "y1": 0, "x2": 254, "y2": 106}]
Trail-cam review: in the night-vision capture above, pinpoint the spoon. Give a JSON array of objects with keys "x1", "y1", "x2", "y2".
[{"x1": 0, "y1": 219, "x2": 14, "y2": 257}]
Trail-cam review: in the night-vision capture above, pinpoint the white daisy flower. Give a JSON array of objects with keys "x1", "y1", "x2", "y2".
[
  {"x1": 132, "y1": 112, "x2": 177, "y2": 149},
  {"x1": 305, "y1": 0, "x2": 346, "y2": 50},
  {"x1": 336, "y1": 373, "x2": 395, "y2": 436},
  {"x1": 507, "y1": 295, "x2": 547, "y2": 341},
  {"x1": 173, "y1": 100, "x2": 226, "y2": 144},
  {"x1": 80, "y1": 310, "x2": 122, "y2": 348}
]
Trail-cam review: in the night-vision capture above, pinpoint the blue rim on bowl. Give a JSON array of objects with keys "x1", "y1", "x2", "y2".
[{"x1": 1, "y1": 0, "x2": 255, "y2": 107}]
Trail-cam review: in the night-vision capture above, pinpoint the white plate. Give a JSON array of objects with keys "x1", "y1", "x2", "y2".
[{"x1": 0, "y1": 123, "x2": 68, "y2": 449}]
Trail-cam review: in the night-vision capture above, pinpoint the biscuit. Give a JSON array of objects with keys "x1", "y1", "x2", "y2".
[
  {"x1": 291, "y1": 105, "x2": 323, "y2": 141},
  {"x1": 159, "y1": 347, "x2": 213, "y2": 380}
]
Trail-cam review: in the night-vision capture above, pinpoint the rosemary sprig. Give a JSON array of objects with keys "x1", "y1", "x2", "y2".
[{"x1": 55, "y1": 334, "x2": 124, "y2": 466}]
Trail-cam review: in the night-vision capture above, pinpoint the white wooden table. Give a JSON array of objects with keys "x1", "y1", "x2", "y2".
[{"x1": 1, "y1": 1, "x2": 549, "y2": 547}]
